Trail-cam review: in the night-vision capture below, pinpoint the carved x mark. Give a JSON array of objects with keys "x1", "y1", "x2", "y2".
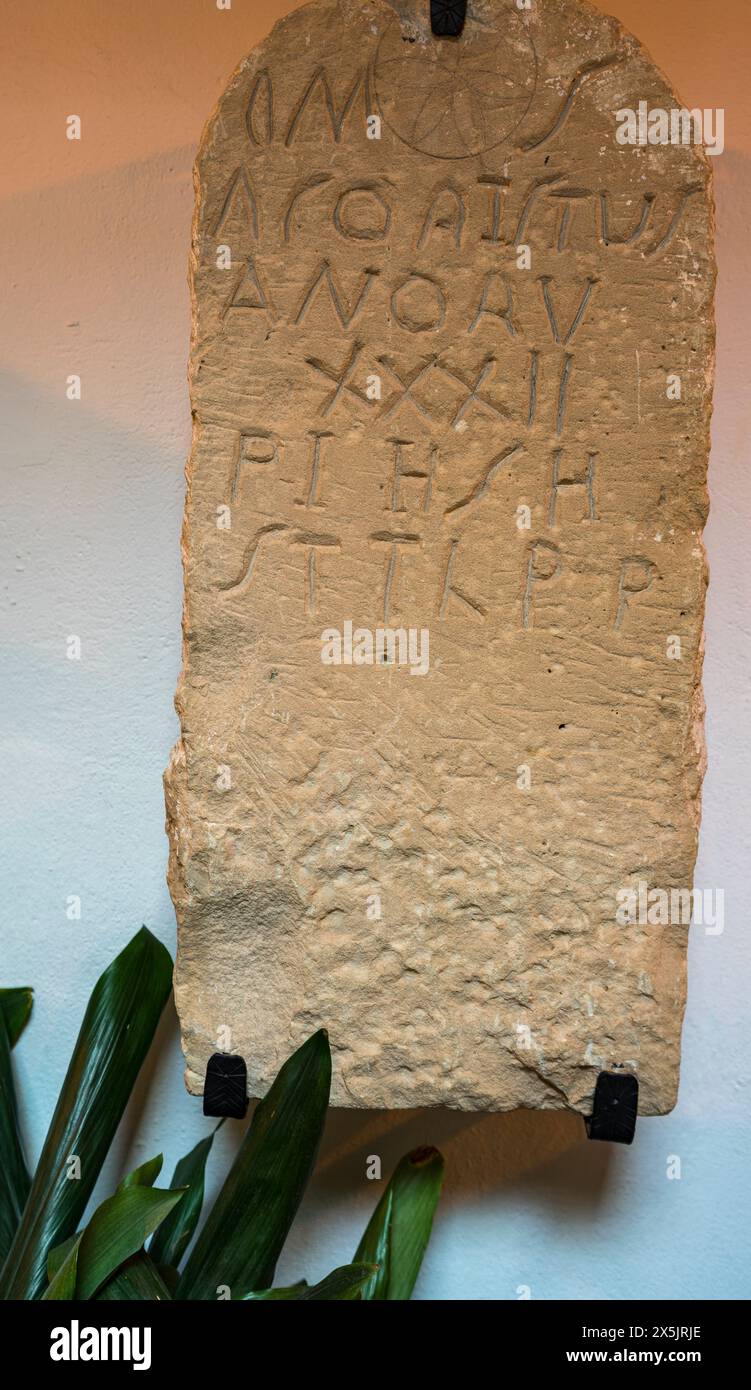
[
  {"x1": 305, "y1": 341, "x2": 373, "y2": 418},
  {"x1": 439, "y1": 356, "x2": 508, "y2": 428},
  {"x1": 377, "y1": 354, "x2": 440, "y2": 424}
]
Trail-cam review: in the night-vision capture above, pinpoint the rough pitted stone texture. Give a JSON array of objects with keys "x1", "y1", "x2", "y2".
[{"x1": 166, "y1": 0, "x2": 714, "y2": 1113}]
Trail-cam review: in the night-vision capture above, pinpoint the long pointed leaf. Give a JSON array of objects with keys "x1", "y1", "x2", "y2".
[
  {"x1": 149, "y1": 1131, "x2": 216, "y2": 1270},
  {"x1": 355, "y1": 1146, "x2": 444, "y2": 1300},
  {"x1": 246, "y1": 1263, "x2": 375, "y2": 1301},
  {"x1": 43, "y1": 1185, "x2": 184, "y2": 1301},
  {"x1": 177, "y1": 1029, "x2": 331, "y2": 1300},
  {"x1": 96, "y1": 1252, "x2": 173, "y2": 1301},
  {"x1": 0, "y1": 1013, "x2": 31, "y2": 1266},
  {"x1": 245, "y1": 1279, "x2": 308, "y2": 1300},
  {"x1": 47, "y1": 1233, "x2": 80, "y2": 1283},
  {"x1": 0, "y1": 927, "x2": 173, "y2": 1299},
  {"x1": 119, "y1": 1154, "x2": 164, "y2": 1190},
  {"x1": 43, "y1": 1235, "x2": 81, "y2": 1300},
  {"x1": 0, "y1": 988, "x2": 33, "y2": 1049},
  {"x1": 354, "y1": 1185, "x2": 393, "y2": 1300}
]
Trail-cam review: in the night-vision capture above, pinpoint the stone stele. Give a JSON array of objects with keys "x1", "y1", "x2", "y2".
[{"x1": 165, "y1": 0, "x2": 715, "y2": 1114}]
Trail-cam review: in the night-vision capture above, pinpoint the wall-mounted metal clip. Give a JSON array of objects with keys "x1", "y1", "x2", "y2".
[
  {"x1": 430, "y1": 1, "x2": 468, "y2": 39},
  {"x1": 585, "y1": 1070, "x2": 638, "y2": 1144},
  {"x1": 203, "y1": 1053, "x2": 249, "y2": 1119}
]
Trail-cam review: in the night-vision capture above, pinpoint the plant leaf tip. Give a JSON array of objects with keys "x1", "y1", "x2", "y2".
[{"x1": 408, "y1": 1145, "x2": 442, "y2": 1166}]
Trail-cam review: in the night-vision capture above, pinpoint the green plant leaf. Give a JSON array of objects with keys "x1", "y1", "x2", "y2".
[
  {"x1": 0, "y1": 927, "x2": 173, "y2": 1300},
  {"x1": 43, "y1": 1185, "x2": 184, "y2": 1301},
  {"x1": 0, "y1": 988, "x2": 33, "y2": 1049},
  {"x1": 118, "y1": 1154, "x2": 164, "y2": 1190},
  {"x1": 177, "y1": 1029, "x2": 331, "y2": 1301},
  {"x1": 355, "y1": 1146, "x2": 444, "y2": 1300},
  {"x1": 0, "y1": 1012, "x2": 31, "y2": 1266},
  {"x1": 245, "y1": 1280, "x2": 308, "y2": 1300},
  {"x1": 149, "y1": 1131, "x2": 216, "y2": 1270},
  {"x1": 245, "y1": 1263, "x2": 376, "y2": 1301},
  {"x1": 354, "y1": 1185, "x2": 393, "y2": 1300},
  {"x1": 154, "y1": 1262, "x2": 180, "y2": 1295},
  {"x1": 95, "y1": 1251, "x2": 173, "y2": 1301},
  {"x1": 43, "y1": 1235, "x2": 81, "y2": 1300}
]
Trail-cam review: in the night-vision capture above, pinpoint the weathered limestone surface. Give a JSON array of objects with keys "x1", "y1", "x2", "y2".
[{"x1": 166, "y1": 0, "x2": 714, "y2": 1113}]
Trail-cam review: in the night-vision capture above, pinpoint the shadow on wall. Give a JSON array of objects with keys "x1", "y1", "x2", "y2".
[
  {"x1": 315, "y1": 1087, "x2": 614, "y2": 1205},
  {"x1": 110, "y1": 1000, "x2": 615, "y2": 1241}
]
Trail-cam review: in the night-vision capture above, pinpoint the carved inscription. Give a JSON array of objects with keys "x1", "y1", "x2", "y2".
[{"x1": 169, "y1": 0, "x2": 714, "y2": 1118}]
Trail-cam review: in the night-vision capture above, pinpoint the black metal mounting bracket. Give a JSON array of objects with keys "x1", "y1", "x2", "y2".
[
  {"x1": 430, "y1": 1, "x2": 468, "y2": 39},
  {"x1": 203, "y1": 1052, "x2": 249, "y2": 1119},
  {"x1": 585, "y1": 1070, "x2": 639, "y2": 1144}
]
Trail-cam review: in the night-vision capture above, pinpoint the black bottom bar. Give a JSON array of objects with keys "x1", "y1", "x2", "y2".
[{"x1": 4, "y1": 1297, "x2": 745, "y2": 1374}]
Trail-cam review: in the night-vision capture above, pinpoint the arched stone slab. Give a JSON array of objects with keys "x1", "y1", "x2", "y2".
[{"x1": 166, "y1": 0, "x2": 715, "y2": 1114}]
